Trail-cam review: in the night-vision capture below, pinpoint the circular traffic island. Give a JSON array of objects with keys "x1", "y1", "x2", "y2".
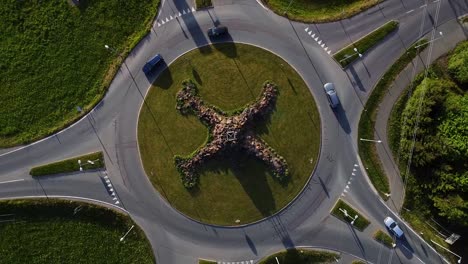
[{"x1": 138, "y1": 43, "x2": 320, "y2": 225}]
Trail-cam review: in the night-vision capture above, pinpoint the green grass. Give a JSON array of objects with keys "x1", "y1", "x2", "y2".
[
  {"x1": 352, "y1": 261, "x2": 366, "y2": 264},
  {"x1": 0, "y1": 0, "x2": 159, "y2": 147},
  {"x1": 334, "y1": 20, "x2": 399, "y2": 68},
  {"x1": 358, "y1": 38, "x2": 428, "y2": 199},
  {"x1": 138, "y1": 43, "x2": 321, "y2": 225},
  {"x1": 374, "y1": 229, "x2": 395, "y2": 248},
  {"x1": 258, "y1": 248, "x2": 339, "y2": 264},
  {"x1": 331, "y1": 199, "x2": 371, "y2": 231},
  {"x1": 262, "y1": 0, "x2": 380, "y2": 23},
  {"x1": 0, "y1": 199, "x2": 155, "y2": 264},
  {"x1": 30, "y1": 151, "x2": 104, "y2": 176},
  {"x1": 195, "y1": 0, "x2": 212, "y2": 9},
  {"x1": 198, "y1": 260, "x2": 217, "y2": 264}
]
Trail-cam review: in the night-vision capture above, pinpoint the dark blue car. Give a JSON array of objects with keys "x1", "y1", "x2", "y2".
[{"x1": 143, "y1": 54, "x2": 163, "y2": 73}]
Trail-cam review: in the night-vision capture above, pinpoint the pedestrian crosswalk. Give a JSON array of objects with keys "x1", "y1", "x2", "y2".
[
  {"x1": 156, "y1": 7, "x2": 196, "y2": 27},
  {"x1": 304, "y1": 27, "x2": 332, "y2": 55}
]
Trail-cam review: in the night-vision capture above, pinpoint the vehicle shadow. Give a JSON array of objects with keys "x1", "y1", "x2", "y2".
[
  {"x1": 332, "y1": 104, "x2": 351, "y2": 134},
  {"x1": 210, "y1": 32, "x2": 238, "y2": 59},
  {"x1": 144, "y1": 60, "x2": 173, "y2": 89},
  {"x1": 172, "y1": 0, "x2": 212, "y2": 54}
]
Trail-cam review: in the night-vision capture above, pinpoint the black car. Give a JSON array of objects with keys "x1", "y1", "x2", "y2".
[{"x1": 207, "y1": 25, "x2": 228, "y2": 37}]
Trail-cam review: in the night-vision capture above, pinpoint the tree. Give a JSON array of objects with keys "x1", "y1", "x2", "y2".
[
  {"x1": 399, "y1": 78, "x2": 449, "y2": 167},
  {"x1": 448, "y1": 41, "x2": 468, "y2": 86}
]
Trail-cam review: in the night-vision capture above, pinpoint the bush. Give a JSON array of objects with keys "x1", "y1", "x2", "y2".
[
  {"x1": 30, "y1": 152, "x2": 104, "y2": 176},
  {"x1": 448, "y1": 41, "x2": 468, "y2": 85},
  {"x1": 195, "y1": 0, "x2": 212, "y2": 9},
  {"x1": 374, "y1": 230, "x2": 394, "y2": 248}
]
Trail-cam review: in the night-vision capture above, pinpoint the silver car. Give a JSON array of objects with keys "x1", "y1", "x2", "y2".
[
  {"x1": 323, "y1": 82, "x2": 340, "y2": 108},
  {"x1": 384, "y1": 216, "x2": 404, "y2": 238}
]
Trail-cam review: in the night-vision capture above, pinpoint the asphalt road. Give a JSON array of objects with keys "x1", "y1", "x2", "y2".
[{"x1": 0, "y1": 0, "x2": 467, "y2": 263}]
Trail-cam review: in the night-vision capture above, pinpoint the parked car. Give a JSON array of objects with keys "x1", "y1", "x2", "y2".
[
  {"x1": 207, "y1": 25, "x2": 228, "y2": 37},
  {"x1": 384, "y1": 216, "x2": 404, "y2": 238},
  {"x1": 143, "y1": 54, "x2": 163, "y2": 74},
  {"x1": 323, "y1": 82, "x2": 340, "y2": 108}
]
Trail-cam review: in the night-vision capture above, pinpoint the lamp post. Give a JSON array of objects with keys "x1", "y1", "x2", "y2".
[
  {"x1": 414, "y1": 32, "x2": 443, "y2": 49},
  {"x1": 120, "y1": 225, "x2": 135, "y2": 242},
  {"x1": 359, "y1": 138, "x2": 382, "y2": 143},
  {"x1": 78, "y1": 159, "x2": 99, "y2": 172},
  {"x1": 339, "y1": 208, "x2": 359, "y2": 225},
  {"x1": 431, "y1": 240, "x2": 462, "y2": 263},
  {"x1": 339, "y1": 47, "x2": 363, "y2": 63}
]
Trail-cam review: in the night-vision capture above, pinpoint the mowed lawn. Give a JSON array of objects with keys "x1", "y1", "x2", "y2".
[
  {"x1": 0, "y1": 0, "x2": 159, "y2": 147},
  {"x1": 263, "y1": 0, "x2": 380, "y2": 23},
  {"x1": 138, "y1": 43, "x2": 321, "y2": 225},
  {"x1": 0, "y1": 199, "x2": 155, "y2": 264}
]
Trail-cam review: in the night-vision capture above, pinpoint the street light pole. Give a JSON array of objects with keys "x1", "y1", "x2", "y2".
[
  {"x1": 414, "y1": 32, "x2": 443, "y2": 49},
  {"x1": 431, "y1": 240, "x2": 462, "y2": 263},
  {"x1": 339, "y1": 47, "x2": 363, "y2": 63},
  {"x1": 120, "y1": 225, "x2": 135, "y2": 242},
  {"x1": 284, "y1": 0, "x2": 294, "y2": 15},
  {"x1": 359, "y1": 138, "x2": 382, "y2": 143}
]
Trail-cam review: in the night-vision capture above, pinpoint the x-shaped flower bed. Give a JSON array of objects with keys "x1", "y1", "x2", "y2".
[{"x1": 175, "y1": 80, "x2": 289, "y2": 188}]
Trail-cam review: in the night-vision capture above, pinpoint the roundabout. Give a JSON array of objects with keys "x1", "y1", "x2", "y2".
[
  {"x1": 0, "y1": 0, "x2": 466, "y2": 263},
  {"x1": 137, "y1": 43, "x2": 320, "y2": 225}
]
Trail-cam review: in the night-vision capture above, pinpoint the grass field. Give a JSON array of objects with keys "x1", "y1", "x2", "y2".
[
  {"x1": 358, "y1": 39, "x2": 428, "y2": 199},
  {"x1": 30, "y1": 151, "x2": 104, "y2": 176},
  {"x1": 0, "y1": 199, "x2": 154, "y2": 264},
  {"x1": 374, "y1": 230, "x2": 395, "y2": 248},
  {"x1": 199, "y1": 260, "x2": 217, "y2": 264},
  {"x1": 138, "y1": 43, "x2": 320, "y2": 225},
  {"x1": 259, "y1": 248, "x2": 339, "y2": 264},
  {"x1": 0, "y1": 0, "x2": 159, "y2": 147},
  {"x1": 334, "y1": 20, "x2": 399, "y2": 67},
  {"x1": 262, "y1": 0, "x2": 380, "y2": 23},
  {"x1": 195, "y1": 0, "x2": 213, "y2": 9},
  {"x1": 331, "y1": 199, "x2": 370, "y2": 231}
]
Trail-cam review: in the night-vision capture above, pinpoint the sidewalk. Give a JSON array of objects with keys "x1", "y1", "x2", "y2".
[{"x1": 374, "y1": 18, "x2": 467, "y2": 213}]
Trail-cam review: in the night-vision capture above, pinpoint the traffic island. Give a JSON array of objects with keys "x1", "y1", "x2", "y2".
[
  {"x1": 30, "y1": 151, "x2": 104, "y2": 176},
  {"x1": 198, "y1": 259, "x2": 216, "y2": 264},
  {"x1": 333, "y1": 20, "x2": 399, "y2": 68},
  {"x1": 195, "y1": 0, "x2": 212, "y2": 9},
  {"x1": 331, "y1": 199, "x2": 370, "y2": 231},
  {"x1": 0, "y1": 199, "x2": 155, "y2": 264},
  {"x1": 258, "y1": 248, "x2": 339, "y2": 264},
  {"x1": 138, "y1": 43, "x2": 320, "y2": 225},
  {"x1": 374, "y1": 230, "x2": 395, "y2": 248}
]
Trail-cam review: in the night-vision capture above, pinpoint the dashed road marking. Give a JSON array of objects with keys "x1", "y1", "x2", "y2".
[
  {"x1": 158, "y1": 8, "x2": 196, "y2": 27},
  {"x1": 305, "y1": 27, "x2": 332, "y2": 55},
  {"x1": 406, "y1": 9, "x2": 415, "y2": 14}
]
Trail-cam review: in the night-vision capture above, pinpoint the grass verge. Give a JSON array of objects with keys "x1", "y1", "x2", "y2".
[
  {"x1": 30, "y1": 151, "x2": 104, "y2": 176},
  {"x1": 374, "y1": 229, "x2": 395, "y2": 248},
  {"x1": 334, "y1": 20, "x2": 399, "y2": 67},
  {"x1": 352, "y1": 261, "x2": 366, "y2": 264},
  {"x1": 0, "y1": 0, "x2": 160, "y2": 147},
  {"x1": 0, "y1": 199, "x2": 154, "y2": 264},
  {"x1": 258, "y1": 248, "x2": 339, "y2": 264},
  {"x1": 138, "y1": 43, "x2": 320, "y2": 225},
  {"x1": 195, "y1": 0, "x2": 213, "y2": 9},
  {"x1": 357, "y1": 38, "x2": 428, "y2": 199},
  {"x1": 262, "y1": 0, "x2": 380, "y2": 23},
  {"x1": 331, "y1": 199, "x2": 370, "y2": 231}
]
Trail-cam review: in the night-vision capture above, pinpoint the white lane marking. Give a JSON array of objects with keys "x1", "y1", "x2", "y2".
[
  {"x1": 305, "y1": 27, "x2": 309, "y2": 32},
  {"x1": 419, "y1": 4, "x2": 427, "y2": 8},
  {"x1": 192, "y1": 7, "x2": 195, "y2": 12},
  {"x1": 178, "y1": 12, "x2": 182, "y2": 16},
  {"x1": 327, "y1": 50, "x2": 331, "y2": 54},
  {"x1": 0, "y1": 179, "x2": 24, "y2": 185},
  {"x1": 170, "y1": 15, "x2": 173, "y2": 20},
  {"x1": 406, "y1": 9, "x2": 415, "y2": 14}
]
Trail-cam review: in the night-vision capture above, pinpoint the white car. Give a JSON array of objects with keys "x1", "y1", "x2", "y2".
[
  {"x1": 323, "y1": 82, "x2": 340, "y2": 108},
  {"x1": 384, "y1": 216, "x2": 404, "y2": 238}
]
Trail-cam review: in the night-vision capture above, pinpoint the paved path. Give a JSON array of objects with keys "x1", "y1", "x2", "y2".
[{"x1": 374, "y1": 18, "x2": 468, "y2": 213}]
